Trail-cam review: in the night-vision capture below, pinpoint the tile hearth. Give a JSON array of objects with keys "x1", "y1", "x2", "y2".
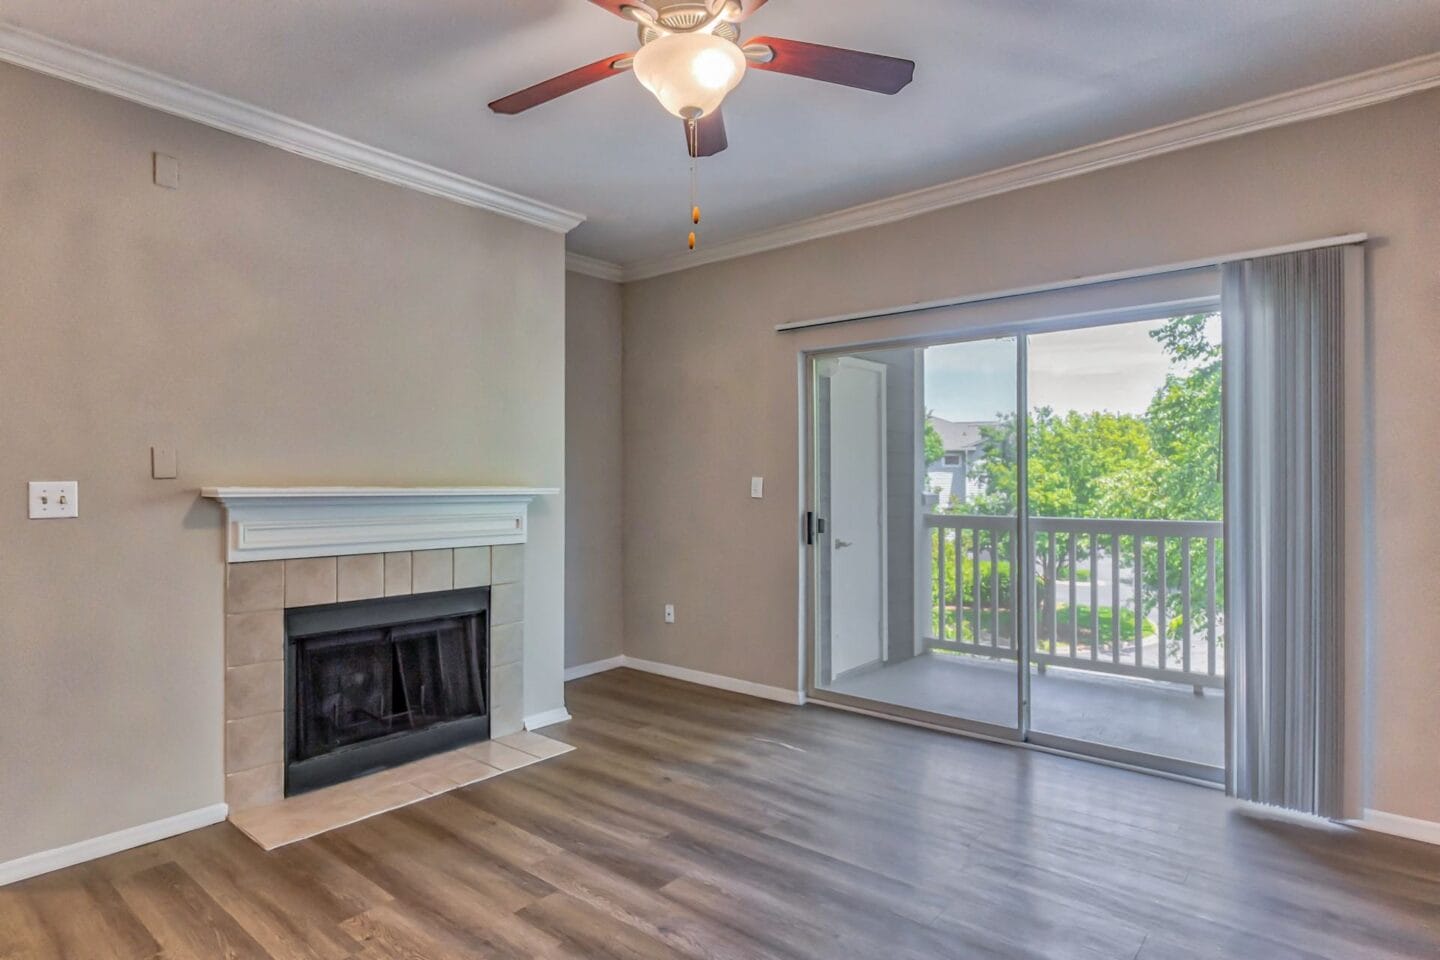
[{"x1": 228, "y1": 730, "x2": 574, "y2": 850}]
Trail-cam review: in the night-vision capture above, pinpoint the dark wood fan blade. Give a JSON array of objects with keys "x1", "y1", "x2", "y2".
[
  {"x1": 746, "y1": 37, "x2": 914, "y2": 94},
  {"x1": 684, "y1": 110, "x2": 728, "y2": 157},
  {"x1": 488, "y1": 53, "x2": 633, "y2": 114}
]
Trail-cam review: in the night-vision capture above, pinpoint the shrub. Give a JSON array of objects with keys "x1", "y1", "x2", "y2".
[
  {"x1": 1048, "y1": 604, "x2": 1154, "y2": 651},
  {"x1": 930, "y1": 533, "x2": 1013, "y2": 608},
  {"x1": 961, "y1": 559, "x2": 1012, "y2": 607}
]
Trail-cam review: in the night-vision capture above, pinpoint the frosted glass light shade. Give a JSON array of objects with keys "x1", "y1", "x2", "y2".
[{"x1": 632, "y1": 32, "x2": 746, "y2": 119}]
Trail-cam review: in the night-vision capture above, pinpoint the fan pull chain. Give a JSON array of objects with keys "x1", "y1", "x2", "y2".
[{"x1": 687, "y1": 119, "x2": 701, "y2": 251}]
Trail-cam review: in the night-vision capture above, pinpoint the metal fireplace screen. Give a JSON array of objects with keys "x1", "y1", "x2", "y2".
[{"x1": 285, "y1": 588, "x2": 488, "y2": 795}]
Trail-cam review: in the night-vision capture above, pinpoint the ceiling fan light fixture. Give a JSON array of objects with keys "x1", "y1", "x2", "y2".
[{"x1": 632, "y1": 32, "x2": 745, "y2": 119}]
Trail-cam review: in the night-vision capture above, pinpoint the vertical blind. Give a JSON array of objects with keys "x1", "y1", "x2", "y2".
[{"x1": 1222, "y1": 244, "x2": 1352, "y2": 818}]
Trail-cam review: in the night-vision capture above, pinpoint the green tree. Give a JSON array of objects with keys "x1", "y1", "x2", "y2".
[
  {"x1": 942, "y1": 313, "x2": 1224, "y2": 643},
  {"x1": 1144, "y1": 315, "x2": 1222, "y2": 522},
  {"x1": 1138, "y1": 315, "x2": 1223, "y2": 639},
  {"x1": 923, "y1": 413, "x2": 946, "y2": 465},
  {"x1": 966, "y1": 408, "x2": 1155, "y2": 518}
]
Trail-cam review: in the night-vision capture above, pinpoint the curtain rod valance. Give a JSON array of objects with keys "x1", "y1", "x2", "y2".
[{"x1": 775, "y1": 233, "x2": 1367, "y2": 333}]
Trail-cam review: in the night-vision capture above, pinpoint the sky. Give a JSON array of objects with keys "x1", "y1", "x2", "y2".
[{"x1": 923, "y1": 315, "x2": 1220, "y2": 422}]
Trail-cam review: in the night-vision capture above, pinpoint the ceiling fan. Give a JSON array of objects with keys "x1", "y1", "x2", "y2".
[{"x1": 488, "y1": 0, "x2": 916, "y2": 159}]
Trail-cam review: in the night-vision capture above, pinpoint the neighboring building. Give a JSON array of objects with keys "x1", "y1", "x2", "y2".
[{"x1": 926, "y1": 416, "x2": 998, "y2": 508}]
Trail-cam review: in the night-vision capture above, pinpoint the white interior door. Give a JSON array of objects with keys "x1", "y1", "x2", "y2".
[{"x1": 825, "y1": 357, "x2": 888, "y2": 678}]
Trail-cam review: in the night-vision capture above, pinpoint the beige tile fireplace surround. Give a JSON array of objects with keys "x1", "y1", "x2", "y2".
[
  {"x1": 201, "y1": 484, "x2": 561, "y2": 847},
  {"x1": 223, "y1": 545, "x2": 526, "y2": 811}
]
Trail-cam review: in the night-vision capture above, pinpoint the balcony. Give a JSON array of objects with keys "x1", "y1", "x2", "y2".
[{"x1": 826, "y1": 513, "x2": 1226, "y2": 769}]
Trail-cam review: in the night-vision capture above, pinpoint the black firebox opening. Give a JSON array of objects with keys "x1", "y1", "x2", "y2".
[{"x1": 285, "y1": 587, "x2": 489, "y2": 796}]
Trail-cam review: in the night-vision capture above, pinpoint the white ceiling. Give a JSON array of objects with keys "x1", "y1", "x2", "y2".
[{"x1": 3, "y1": 0, "x2": 1439, "y2": 264}]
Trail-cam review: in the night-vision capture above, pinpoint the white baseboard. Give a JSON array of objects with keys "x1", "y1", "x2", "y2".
[
  {"x1": 564, "y1": 654, "x2": 805, "y2": 705},
  {"x1": 618, "y1": 656, "x2": 806, "y2": 705},
  {"x1": 524, "y1": 707, "x2": 573, "y2": 730},
  {"x1": 1356, "y1": 808, "x2": 1440, "y2": 846},
  {"x1": 564, "y1": 655, "x2": 626, "y2": 681},
  {"x1": 0, "y1": 802, "x2": 229, "y2": 887}
]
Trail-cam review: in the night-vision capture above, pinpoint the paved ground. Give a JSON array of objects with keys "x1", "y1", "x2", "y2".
[{"x1": 826, "y1": 652, "x2": 1225, "y2": 767}]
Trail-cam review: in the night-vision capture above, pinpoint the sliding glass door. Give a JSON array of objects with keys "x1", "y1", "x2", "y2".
[
  {"x1": 1023, "y1": 319, "x2": 1225, "y2": 772},
  {"x1": 808, "y1": 311, "x2": 1225, "y2": 780},
  {"x1": 814, "y1": 355, "x2": 890, "y2": 686},
  {"x1": 812, "y1": 338, "x2": 1022, "y2": 736}
]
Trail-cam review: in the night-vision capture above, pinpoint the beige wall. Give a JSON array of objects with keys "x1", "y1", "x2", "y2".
[
  {"x1": 622, "y1": 89, "x2": 1440, "y2": 823},
  {"x1": 0, "y1": 63, "x2": 566, "y2": 864},
  {"x1": 565, "y1": 271, "x2": 624, "y2": 668}
]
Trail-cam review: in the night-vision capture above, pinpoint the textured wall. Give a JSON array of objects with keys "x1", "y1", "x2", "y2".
[
  {"x1": 564, "y1": 272, "x2": 624, "y2": 669},
  {"x1": 0, "y1": 62, "x2": 566, "y2": 864},
  {"x1": 622, "y1": 89, "x2": 1440, "y2": 823}
]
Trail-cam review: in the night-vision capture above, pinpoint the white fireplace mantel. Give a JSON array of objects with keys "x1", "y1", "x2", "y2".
[{"x1": 201, "y1": 486, "x2": 559, "y2": 563}]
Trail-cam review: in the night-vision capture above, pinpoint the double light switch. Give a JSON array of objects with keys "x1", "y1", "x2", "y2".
[{"x1": 29, "y1": 481, "x2": 78, "y2": 519}]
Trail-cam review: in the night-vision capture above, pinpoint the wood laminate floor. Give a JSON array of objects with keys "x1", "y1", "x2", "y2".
[{"x1": 2, "y1": 668, "x2": 1437, "y2": 959}]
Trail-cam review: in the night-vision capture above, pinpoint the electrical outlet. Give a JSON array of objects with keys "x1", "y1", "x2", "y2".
[
  {"x1": 29, "y1": 481, "x2": 79, "y2": 519},
  {"x1": 664, "y1": 603, "x2": 676, "y2": 624},
  {"x1": 750, "y1": 476, "x2": 764, "y2": 499}
]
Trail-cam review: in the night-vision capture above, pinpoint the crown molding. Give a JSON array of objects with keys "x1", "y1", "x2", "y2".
[
  {"x1": 615, "y1": 50, "x2": 1440, "y2": 282},
  {"x1": 7, "y1": 20, "x2": 1433, "y2": 272},
  {"x1": 0, "y1": 23, "x2": 585, "y2": 233},
  {"x1": 565, "y1": 252, "x2": 625, "y2": 282}
]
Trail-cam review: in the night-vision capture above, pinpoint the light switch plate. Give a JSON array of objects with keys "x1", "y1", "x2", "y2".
[
  {"x1": 750, "y1": 476, "x2": 764, "y2": 499},
  {"x1": 29, "y1": 481, "x2": 78, "y2": 519},
  {"x1": 151, "y1": 444, "x2": 178, "y2": 479},
  {"x1": 153, "y1": 152, "x2": 179, "y2": 189}
]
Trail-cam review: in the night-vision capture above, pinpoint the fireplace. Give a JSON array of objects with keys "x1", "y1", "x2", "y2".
[
  {"x1": 207, "y1": 487, "x2": 551, "y2": 813},
  {"x1": 284, "y1": 588, "x2": 489, "y2": 795}
]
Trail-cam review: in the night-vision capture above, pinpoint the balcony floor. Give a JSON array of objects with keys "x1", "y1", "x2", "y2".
[{"x1": 825, "y1": 652, "x2": 1224, "y2": 769}]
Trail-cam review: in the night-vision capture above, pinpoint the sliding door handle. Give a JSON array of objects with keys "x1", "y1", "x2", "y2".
[{"x1": 803, "y1": 512, "x2": 829, "y2": 545}]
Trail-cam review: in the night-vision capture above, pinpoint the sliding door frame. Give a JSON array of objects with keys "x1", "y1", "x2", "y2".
[
  {"x1": 1015, "y1": 335, "x2": 1034, "y2": 739},
  {"x1": 801, "y1": 299, "x2": 1225, "y2": 784},
  {"x1": 803, "y1": 330, "x2": 1025, "y2": 745}
]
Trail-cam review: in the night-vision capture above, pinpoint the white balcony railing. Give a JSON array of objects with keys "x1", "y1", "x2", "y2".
[{"x1": 925, "y1": 513, "x2": 1225, "y2": 690}]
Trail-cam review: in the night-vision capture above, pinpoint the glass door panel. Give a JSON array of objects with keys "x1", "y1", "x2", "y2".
[
  {"x1": 812, "y1": 338, "x2": 1021, "y2": 734},
  {"x1": 1024, "y1": 316, "x2": 1224, "y2": 773},
  {"x1": 808, "y1": 311, "x2": 1225, "y2": 781}
]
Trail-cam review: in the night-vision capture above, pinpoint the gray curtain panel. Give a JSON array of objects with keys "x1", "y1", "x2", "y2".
[{"x1": 1221, "y1": 245, "x2": 1348, "y2": 817}]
